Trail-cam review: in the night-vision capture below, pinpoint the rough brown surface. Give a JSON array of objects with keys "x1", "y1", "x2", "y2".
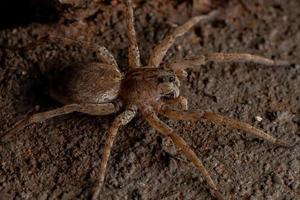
[{"x1": 0, "y1": 0, "x2": 299, "y2": 199}]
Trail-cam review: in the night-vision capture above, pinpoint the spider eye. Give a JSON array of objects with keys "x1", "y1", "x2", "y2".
[
  {"x1": 158, "y1": 76, "x2": 175, "y2": 83},
  {"x1": 169, "y1": 76, "x2": 175, "y2": 82},
  {"x1": 157, "y1": 77, "x2": 165, "y2": 83}
]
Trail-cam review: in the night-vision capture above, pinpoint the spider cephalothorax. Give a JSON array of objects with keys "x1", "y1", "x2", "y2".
[
  {"x1": 120, "y1": 68, "x2": 180, "y2": 105},
  {"x1": 2, "y1": 0, "x2": 291, "y2": 200}
]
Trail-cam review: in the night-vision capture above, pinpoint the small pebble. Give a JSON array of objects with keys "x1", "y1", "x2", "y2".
[
  {"x1": 35, "y1": 105, "x2": 40, "y2": 111},
  {"x1": 291, "y1": 182, "x2": 299, "y2": 190},
  {"x1": 175, "y1": 45, "x2": 182, "y2": 51},
  {"x1": 169, "y1": 158, "x2": 178, "y2": 173},
  {"x1": 288, "y1": 159, "x2": 300, "y2": 172},
  {"x1": 264, "y1": 163, "x2": 271, "y2": 171},
  {"x1": 272, "y1": 174, "x2": 282, "y2": 184},
  {"x1": 12, "y1": 29, "x2": 18, "y2": 34},
  {"x1": 255, "y1": 116, "x2": 263, "y2": 122}
]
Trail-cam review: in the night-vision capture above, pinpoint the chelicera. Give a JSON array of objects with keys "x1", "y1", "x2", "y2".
[{"x1": 2, "y1": 0, "x2": 290, "y2": 199}]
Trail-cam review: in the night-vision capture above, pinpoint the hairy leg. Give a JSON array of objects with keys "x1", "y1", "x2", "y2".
[
  {"x1": 167, "y1": 52, "x2": 290, "y2": 76},
  {"x1": 143, "y1": 108, "x2": 223, "y2": 200},
  {"x1": 2, "y1": 103, "x2": 118, "y2": 140},
  {"x1": 19, "y1": 35, "x2": 118, "y2": 67},
  {"x1": 125, "y1": 0, "x2": 141, "y2": 68},
  {"x1": 160, "y1": 96, "x2": 188, "y2": 111},
  {"x1": 148, "y1": 10, "x2": 219, "y2": 68},
  {"x1": 159, "y1": 108, "x2": 288, "y2": 146},
  {"x1": 92, "y1": 106, "x2": 137, "y2": 200},
  {"x1": 61, "y1": 0, "x2": 102, "y2": 22}
]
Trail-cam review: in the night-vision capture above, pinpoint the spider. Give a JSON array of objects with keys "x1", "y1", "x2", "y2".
[{"x1": 2, "y1": 0, "x2": 290, "y2": 199}]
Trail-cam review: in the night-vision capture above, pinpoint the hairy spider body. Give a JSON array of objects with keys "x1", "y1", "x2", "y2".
[
  {"x1": 2, "y1": 0, "x2": 291, "y2": 199},
  {"x1": 120, "y1": 68, "x2": 180, "y2": 105},
  {"x1": 49, "y1": 64, "x2": 179, "y2": 109},
  {"x1": 49, "y1": 63, "x2": 122, "y2": 105}
]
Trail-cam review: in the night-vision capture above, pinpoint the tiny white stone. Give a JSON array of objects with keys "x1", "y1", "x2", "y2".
[
  {"x1": 255, "y1": 116, "x2": 263, "y2": 122},
  {"x1": 35, "y1": 105, "x2": 40, "y2": 111}
]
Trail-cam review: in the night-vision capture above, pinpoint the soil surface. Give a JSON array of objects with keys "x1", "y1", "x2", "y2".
[{"x1": 0, "y1": 0, "x2": 299, "y2": 199}]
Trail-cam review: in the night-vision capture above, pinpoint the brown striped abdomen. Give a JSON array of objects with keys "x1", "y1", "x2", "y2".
[{"x1": 49, "y1": 63, "x2": 122, "y2": 104}]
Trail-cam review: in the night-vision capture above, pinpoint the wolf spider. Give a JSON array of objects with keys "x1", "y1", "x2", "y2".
[{"x1": 2, "y1": 0, "x2": 290, "y2": 199}]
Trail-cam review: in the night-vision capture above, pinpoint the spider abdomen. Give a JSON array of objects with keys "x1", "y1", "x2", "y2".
[{"x1": 49, "y1": 63, "x2": 122, "y2": 104}]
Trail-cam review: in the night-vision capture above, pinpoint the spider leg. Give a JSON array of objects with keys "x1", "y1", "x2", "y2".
[
  {"x1": 60, "y1": 0, "x2": 102, "y2": 22},
  {"x1": 160, "y1": 96, "x2": 188, "y2": 111},
  {"x1": 159, "y1": 108, "x2": 289, "y2": 146},
  {"x1": 143, "y1": 108, "x2": 224, "y2": 200},
  {"x1": 92, "y1": 106, "x2": 137, "y2": 200},
  {"x1": 167, "y1": 53, "x2": 290, "y2": 75},
  {"x1": 2, "y1": 103, "x2": 118, "y2": 141},
  {"x1": 125, "y1": 0, "x2": 141, "y2": 68},
  {"x1": 148, "y1": 10, "x2": 219, "y2": 68},
  {"x1": 204, "y1": 53, "x2": 290, "y2": 66},
  {"x1": 18, "y1": 35, "x2": 118, "y2": 67}
]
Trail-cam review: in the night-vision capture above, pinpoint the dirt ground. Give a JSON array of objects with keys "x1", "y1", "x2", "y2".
[{"x1": 0, "y1": 0, "x2": 299, "y2": 199}]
